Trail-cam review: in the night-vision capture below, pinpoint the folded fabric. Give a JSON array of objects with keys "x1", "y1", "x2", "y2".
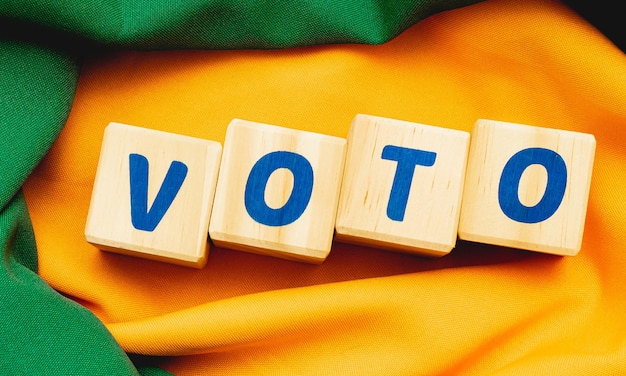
[
  {"x1": 5, "y1": 0, "x2": 626, "y2": 374},
  {"x1": 0, "y1": 1, "x2": 485, "y2": 373}
]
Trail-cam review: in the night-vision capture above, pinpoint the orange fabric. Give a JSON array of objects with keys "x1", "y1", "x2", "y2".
[{"x1": 24, "y1": 0, "x2": 626, "y2": 374}]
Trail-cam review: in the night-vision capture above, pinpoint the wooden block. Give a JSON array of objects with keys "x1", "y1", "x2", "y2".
[
  {"x1": 84, "y1": 122, "x2": 222, "y2": 268},
  {"x1": 208, "y1": 119, "x2": 346, "y2": 263},
  {"x1": 335, "y1": 114, "x2": 470, "y2": 256},
  {"x1": 458, "y1": 119, "x2": 596, "y2": 255}
]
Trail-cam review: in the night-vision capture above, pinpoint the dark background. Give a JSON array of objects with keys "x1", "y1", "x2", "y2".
[{"x1": 564, "y1": 0, "x2": 624, "y2": 52}]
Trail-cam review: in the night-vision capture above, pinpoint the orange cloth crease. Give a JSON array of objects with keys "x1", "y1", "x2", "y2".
[{"x1": 23, "y1": 0, "x2": 626, "y2": 374}]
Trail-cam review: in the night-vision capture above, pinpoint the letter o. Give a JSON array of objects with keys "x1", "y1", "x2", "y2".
[
  {"x1": 244, "y1": 151, "x2": 314, "y2": 227},
  {"x1": 498, "y1": 147, "x2": 567, "y2": 224}
]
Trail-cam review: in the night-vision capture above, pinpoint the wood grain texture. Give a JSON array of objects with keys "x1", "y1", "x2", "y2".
[
  {"x1": 209, "y1": 119, "x2": 346, "y2": 264},
  {"x1": 335, "y1": 114, "x2": 470, "y2": 256},
  {"x1": 84, "y1": 122, "x2": 222, "y2": 268},
  {"x1": 458, "y1": 119, "x2": 596, "y2": 255}
]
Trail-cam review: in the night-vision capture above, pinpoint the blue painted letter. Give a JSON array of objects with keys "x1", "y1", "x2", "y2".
[
  {"x1": 498, "y1": 147, "x2": 567, "y2": 223},
  {"x1": 244, "y1": 151, "x2": 314, "y2": 227},
  {"x1": 129, "y1": 153, "x2": 188, "y2": 232},
  {"x1": 381, "y1": 145, "x2": 437, "y2": 222}
]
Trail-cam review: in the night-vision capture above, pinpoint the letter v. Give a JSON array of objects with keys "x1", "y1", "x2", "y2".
[{"x1": 129, "y1": 153, "x2": 188, "y2": 232}]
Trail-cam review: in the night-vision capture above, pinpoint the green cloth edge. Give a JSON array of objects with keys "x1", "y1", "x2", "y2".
[{"x1": 0, "y1": 1, "x2": 482, "y2": 374}]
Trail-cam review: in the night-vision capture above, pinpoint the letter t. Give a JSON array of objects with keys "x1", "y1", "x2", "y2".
[{"x1": 381, "y1": 145, "x2": 437, "y2": 222}]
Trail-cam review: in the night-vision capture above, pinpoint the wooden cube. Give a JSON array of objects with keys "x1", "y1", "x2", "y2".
[
  {"x1": 458, "y1": 119, "x2": 596, "y2": 255},
  {"x1": 335, "y1": 114, "x2": 470, "y2": 256},
  {"x1": 84, "y1": 122, "x2": 222, "y2": 268},
  {"x1": 209, "y1": 119, "x2": 346, "y2": 263}
]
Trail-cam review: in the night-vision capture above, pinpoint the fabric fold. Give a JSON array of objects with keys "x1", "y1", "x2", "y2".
[{"x1": 4, "y1": 0, "x2": 626, "y2": 374}]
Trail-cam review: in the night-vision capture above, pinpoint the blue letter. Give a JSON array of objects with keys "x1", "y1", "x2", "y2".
[
  {"x1": 244, "y1": 151, "x2": 314, "y2": 227},
  {"x1": 498, "y1": 147, "x2": 567, "y2": 223},
  {"x1": 381, "y1": 145, "x2": 437, "y2": 222},
  {"x1": 129, "y1": 153, "x2": 188, "y2": 232}
]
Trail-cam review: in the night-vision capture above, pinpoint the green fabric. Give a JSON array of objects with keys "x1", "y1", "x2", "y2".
[
  {"x1": 0, "y1": 30, "x2": 157, "y2": 376},
  {"x1": 0, "y1": 0, "x2": 482, "y2": 374},
  {"x1": 0, "y1": 193, "x2": 146, "y2": 375},
  {"x1": 0, "y1": 0, "x2": 480, "y2": 48}
]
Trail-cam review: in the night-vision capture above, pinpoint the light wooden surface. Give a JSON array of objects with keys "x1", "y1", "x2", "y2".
[
  {"x1": 458, "y1": 119, "x2": 596, "y2": 255},
  {"x1": 84, "y1": 122, "x2": 222, "y2": 268},
  {"x1": 335, "y1": 114, "x2": 470, "y2": 256},
  {"x1": 209, "y1": 119, "x2": 346, "y2": 263}
]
